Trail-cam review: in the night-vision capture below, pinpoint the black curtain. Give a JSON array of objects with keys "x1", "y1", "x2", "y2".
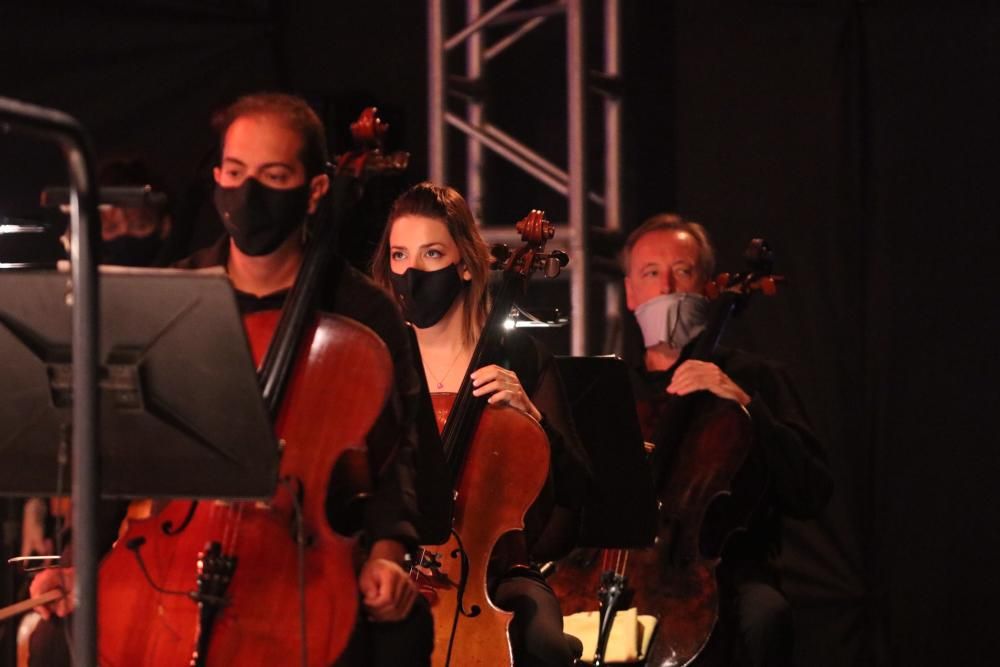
[
  {"x1": 0, "y1": 1, "x2": 279, "y2": 255},
  {"x1": 661, "y1": 2, "x2": 1000, "y2": 665}
]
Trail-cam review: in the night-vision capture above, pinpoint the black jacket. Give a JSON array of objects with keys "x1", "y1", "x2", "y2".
[{"x1": 634, "y1": 343, "x2": 832, "y2": 583}]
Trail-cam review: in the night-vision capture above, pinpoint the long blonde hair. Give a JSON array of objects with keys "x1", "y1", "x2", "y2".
[{"x1": 372, "y1": 182, "x2": 492, "y2": 345}]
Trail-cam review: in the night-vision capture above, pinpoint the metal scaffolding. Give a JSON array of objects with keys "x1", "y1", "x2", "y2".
[{"x1": 428, "y1": 0, "x2": 622, "y2": 355}]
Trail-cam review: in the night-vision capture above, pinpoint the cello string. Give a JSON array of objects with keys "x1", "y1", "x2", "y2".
[
  {"x1": 228, "y1": 504, "x2": 246, "y2": 554},
  {"x1": 221, "y1": 501, "x2": 243, "y2": 555},
  {"x1": 215, "y1": 500, "x2": 228, "y2": 546},
  {"x1": 278, "y1": 476, "x2": 310, "y2": 667}
]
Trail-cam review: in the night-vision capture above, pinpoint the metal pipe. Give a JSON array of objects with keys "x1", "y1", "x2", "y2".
[
  {"x1": 429, "y1": 0, "x2": 447, "y2": 183},
  {"x1": 482, "y1": 123, "x2": 607, "y2": 207},
  {"x1": 603, "y1": 0, "x2": 623, "y2": 355},
  {"x1": 0, "y1": 96, "x2": 100, "y2": 667},
  {"x1": 484, "y1": 16, "x2": 548, "y2": 61},
  {"x1": 446, "y1": 111, "x2": 570, "y2": 197},
  {"x1": 604, "y1": 0, "x2": 621, "y2": 234},
  {"x1": 445, "y1": 0, "x2": 521, "y2": 51},
  {"x1": 566, "y1": 0, "x2": 588, "y2": 355},
  {"x1": 485, "y1": 2, "x2": 566, "y2": 28},
  {"x1": 482, "y1": 122, "x2": 568, "y2": 183},
  {"x1": 467, "y1": 0, "x2": 484, "y2": 218},
  {"x1": 448, "y1": 114, "x2": 608, "y2": 209}
]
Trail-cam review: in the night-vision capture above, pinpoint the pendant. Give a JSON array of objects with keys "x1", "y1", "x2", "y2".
[{"x1": 436, "y1": 382, "x2": 444, "y2": 389}]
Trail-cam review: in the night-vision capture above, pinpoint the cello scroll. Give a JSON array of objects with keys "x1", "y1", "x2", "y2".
[{"x1": 490, "y1": 210, "x2": 569, "y2": 281}]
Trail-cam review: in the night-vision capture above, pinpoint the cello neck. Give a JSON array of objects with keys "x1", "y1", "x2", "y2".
[
  {"x1": 440, "y1": 270, "x2": 523, "y2": 484},
  {"x1": 438, "y1": 208, "x2": 565, "y2": 486},
  {"x1": 256, "y1": 223, "x2": 330, "y2": 418},
  {"x1": 688, "y1": 290, "x2": 740, "y2": 363},
  {"x1": 258, "y1": 107, "x2": 408, "y2": 418}
]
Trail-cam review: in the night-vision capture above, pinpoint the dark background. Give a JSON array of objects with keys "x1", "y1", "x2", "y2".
[{"x1": 2, "y1": 1, "x2": 998, "y2": 665}]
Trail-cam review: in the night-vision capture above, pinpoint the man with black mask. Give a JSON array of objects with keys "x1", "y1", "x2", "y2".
[
  {"x1": 29, "y1": 93, "x2": 433, "y2": 666},
  {"x1": 184, "y1": 92, "x2": 433, "y2": 664},
  {"x1": 621, "y1": 214, "x2": 833, "y2": 667}
]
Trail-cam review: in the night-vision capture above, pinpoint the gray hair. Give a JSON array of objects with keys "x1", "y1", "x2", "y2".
[{"x1": 622, "y1": 213, "x2": 715, "y2": 281}]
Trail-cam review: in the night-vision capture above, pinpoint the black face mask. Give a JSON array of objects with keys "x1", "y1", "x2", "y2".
[
  {"x1": 389, "y1": 264, "x2": 466, "y2": 328},
  {"x1": 101, "y1": 234, "x2": 163, "y2": 267},
  {"x1": 213, "y1": 178, "x2": 310, "y2": 256}
]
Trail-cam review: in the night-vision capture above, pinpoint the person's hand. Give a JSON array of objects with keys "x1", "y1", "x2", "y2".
[
  {"x1": 21, "y1": 498, "x2": 53, "y2": 557},
  {"x1": 470, "y1": 365, "x2": 543, "y2": 422},
  {"x1": 666, "y1": 360, "x2": 751, "y2": 406},
  {"x1": 358, "y1": 540, "x2": 418, "y2": 623},
  {"x1": 29, "y1": 566, "x2": 75, "y2": 620}
]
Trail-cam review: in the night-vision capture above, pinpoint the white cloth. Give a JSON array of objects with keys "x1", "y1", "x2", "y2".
[{"x1": 563, "y1": 608, "x2": 658, "y2": 664}]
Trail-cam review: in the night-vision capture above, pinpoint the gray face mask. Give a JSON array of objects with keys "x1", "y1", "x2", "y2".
[{"x1": 634, "y1": 292, "x2": 710, "y2": 350}]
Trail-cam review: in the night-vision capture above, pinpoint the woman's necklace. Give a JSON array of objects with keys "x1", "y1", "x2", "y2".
[{"x1": 426, "y1": 347, "x2": 466, "y2": 390}]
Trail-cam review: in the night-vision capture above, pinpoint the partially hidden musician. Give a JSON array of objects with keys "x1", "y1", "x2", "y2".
[
  {"x1": 623, "y1": 214, "x2": 832, "y2": 666},
  {"x1": 371, "y1": 183, "x2": 591, "y2": 667}
]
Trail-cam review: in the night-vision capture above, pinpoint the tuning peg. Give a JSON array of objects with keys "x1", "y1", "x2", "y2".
[
  {"x1": 757, "y1": 276, "x2": 773, "y2": 296},
  {"x1": 544, "y1": 250, "x2": 569, "y2": 278},
  {"x1": 744, "y1": 238, "x2": 774, "y2": 274},
  {"x1": 350, "y1": 107, "x2": 389, "y2": 148},
  {"x1": 490, "y1": 244, "x2": 511, "y2": 270}
]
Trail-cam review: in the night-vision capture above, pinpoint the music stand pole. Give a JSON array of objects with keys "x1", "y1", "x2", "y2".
[{"x1": 0, "y1": 97, "x2": 100, "y2": 667}]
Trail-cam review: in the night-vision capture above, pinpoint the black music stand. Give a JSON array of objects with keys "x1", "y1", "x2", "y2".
[
  {"x1": 0, "y1": 267, "x2": 279, "y2": 499},
  {"x1": 554, "y1": 355, "x2": 658, "y2": 548}
]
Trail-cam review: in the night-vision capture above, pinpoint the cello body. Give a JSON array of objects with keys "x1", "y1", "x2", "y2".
[
  {"x1": 548, "y1": 391, "x2": 758, "y2": 666},
  {"x1": 402, "y1": 209, "x2": 564, "y2": 666},
  {"x1": 549, "y1": 243, "x2": 779, "y2": 666},
  {"x1": 97, "y1": 310, "x2": 393, "y2": 666},
  {"x1": 419, "y1": 393, "x2": 550, "y2": 667},
  {"x1": 640, "y1": 398, "x2": 756, "y2": 667}
]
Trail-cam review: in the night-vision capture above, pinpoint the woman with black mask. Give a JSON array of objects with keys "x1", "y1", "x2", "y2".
[{"x1": 371, "y1": 182, "x2": 590, "y2": 667}]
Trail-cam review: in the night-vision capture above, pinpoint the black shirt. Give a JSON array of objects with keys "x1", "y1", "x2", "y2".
[{"x1": 634, "y1": 343, "x2": 832, "y2": 582}]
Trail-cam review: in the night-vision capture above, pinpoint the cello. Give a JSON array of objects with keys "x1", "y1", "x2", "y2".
[
  {"x1": 94, "y1": 108, "x2": 406, "y2": 667},
  {"x1": 412, "y1": 210, "x2": 569, "y2": 667},
  {"x1": 549, "y1": 239, "x2": 781, "y2": 667}
]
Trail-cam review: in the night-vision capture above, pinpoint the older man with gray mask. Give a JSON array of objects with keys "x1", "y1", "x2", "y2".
[{"x1": 621, "y1": 213, "x2": 833, "y2": 667}]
